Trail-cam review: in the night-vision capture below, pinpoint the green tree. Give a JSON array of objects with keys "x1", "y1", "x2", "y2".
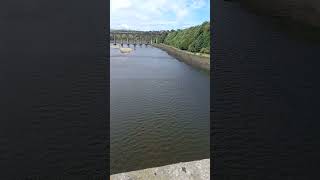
[{"x1": 160, "y1": 21, "x2": 210, "y2": 54}]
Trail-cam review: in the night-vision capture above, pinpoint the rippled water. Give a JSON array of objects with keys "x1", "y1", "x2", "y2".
[
  {"x1": 213, "y1": 0, "x2": 320, "y2": 179},
  {"x1": 0, "y1": 1, "x2": 108, "y2": 178},
  {"x1": 0, "y1": 45, "x2": 108, "y2": 178},
  {"x1": 110, "y1": 45, "x2": 210, "y2": 174}
]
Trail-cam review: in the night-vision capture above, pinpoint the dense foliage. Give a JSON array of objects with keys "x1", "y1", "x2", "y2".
[{"x1": 157, "y1": 21, "x2": 210, "y2": 54}]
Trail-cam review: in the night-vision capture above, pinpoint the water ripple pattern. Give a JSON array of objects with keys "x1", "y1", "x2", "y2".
[
  {"x1": 213, "y1": 0, "x2": 320, "y2": 179},
  {"x1": 111, "y1": 45, "x2": 210, "y2": 174}
]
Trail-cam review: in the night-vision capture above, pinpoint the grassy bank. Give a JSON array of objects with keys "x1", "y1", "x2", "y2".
[{"x1": 156, "y1": 21, "x2": 210, "y2": 54}]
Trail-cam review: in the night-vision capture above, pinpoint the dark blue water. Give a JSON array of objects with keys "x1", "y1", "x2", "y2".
[
  {"x1": 213, "y1": 0, "x2": 320, "y2": 179},
  {"x1": 110, "y1": 45, "x2": 210, "y2": 174},
  {"x1": 0, "y1": 0, "x2": 108, "y2": 179}
]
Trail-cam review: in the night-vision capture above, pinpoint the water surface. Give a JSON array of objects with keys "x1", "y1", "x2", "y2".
[
  {"x1": 110, "y1": 45, "x2": 210, "y2": 174},
  {"x1": 213, "y1": 0, "x2": 320, "y2": 179},
  {"x1": 0, "y1": 1, "x2": 108, "y2": 178}
]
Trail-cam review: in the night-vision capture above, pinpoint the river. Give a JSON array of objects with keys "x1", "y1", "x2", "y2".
[
  {"x1": 213, "y1": 0, "x2": 320, "y2": 179},
  {"x1": 110, "y1": 45, "x2": 210, "y2": 174}
]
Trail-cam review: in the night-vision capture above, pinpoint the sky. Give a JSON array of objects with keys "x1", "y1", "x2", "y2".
[{"x1": 110, "y1": 0, "x2": 210, "y2": 31}]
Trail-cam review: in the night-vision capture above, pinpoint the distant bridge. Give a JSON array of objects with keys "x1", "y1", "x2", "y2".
[{"x1": 110, "y1": 30, "x2": 164, "y2": 46}]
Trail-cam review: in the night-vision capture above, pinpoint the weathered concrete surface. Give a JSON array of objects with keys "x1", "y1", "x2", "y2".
[
  {"x1": 110, "y1": 159, "x2": 210, "y2": 180},
  {"x1": 153, "y1": 43, "x2": 210, "y2": 72}
]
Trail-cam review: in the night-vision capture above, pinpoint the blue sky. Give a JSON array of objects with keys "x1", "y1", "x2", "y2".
[{"x1": 111, "y1": 0, "x2": 210, "y2": 31}]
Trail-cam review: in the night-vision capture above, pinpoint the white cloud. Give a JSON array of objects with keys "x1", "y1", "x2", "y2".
[
  {"x1": 120, "y1": 24, "x2": 130, "y2": 30},
  {"x1": 110, "y1": 0, "x2": 209, "y2": 30},
  {"x1": 191, "y1": 0, "x2": 206, "y2": 8},
  {"x1": 176, "y1": 8, "x2": 189, "y2": 19},
  {"x1": 111, "y1": 0, "x2": 132, "y2": 12}
]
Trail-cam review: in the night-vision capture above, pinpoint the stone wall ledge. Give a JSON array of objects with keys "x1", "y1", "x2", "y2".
[
  {"x1": 152, "y1": 43, "x2": 210, "y2": 72},
  {"x1": 110, "y1": 159, "x2": 210, "y2": 180}
]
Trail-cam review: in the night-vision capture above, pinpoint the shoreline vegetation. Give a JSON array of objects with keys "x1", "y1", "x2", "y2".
[
  {"x1": 152, "y1": 21, "x2": 211, "y2": 71},
  {"x1": 156, "y1": 21, "x2": 210, "y2": 54}
]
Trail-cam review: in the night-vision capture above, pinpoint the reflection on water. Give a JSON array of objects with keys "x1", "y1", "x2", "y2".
[{"x1": 110, "y1": 44, "x2": 210, "y2": 174}]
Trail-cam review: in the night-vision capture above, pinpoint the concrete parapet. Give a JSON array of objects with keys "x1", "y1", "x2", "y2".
[{"x1": 110, "y1": 159, "x2": 210, "y2": 180}]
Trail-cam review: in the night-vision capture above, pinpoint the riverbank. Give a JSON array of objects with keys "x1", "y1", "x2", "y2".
[
  {"x1": 110, "y1": 159, "x2": 210, "y2": 180},
  {"x1": 152, "y1": 43, "x2": 210, "y2": 71}
]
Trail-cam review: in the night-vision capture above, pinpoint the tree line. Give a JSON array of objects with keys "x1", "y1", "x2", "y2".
[{"x1": 157, "y1": 21, "x2": 210, "y2": 54}]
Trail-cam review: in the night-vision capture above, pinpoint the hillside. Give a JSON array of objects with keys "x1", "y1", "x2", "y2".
[{"x1": 157, "y1": 21, "x2": 210, "y2": 54}]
